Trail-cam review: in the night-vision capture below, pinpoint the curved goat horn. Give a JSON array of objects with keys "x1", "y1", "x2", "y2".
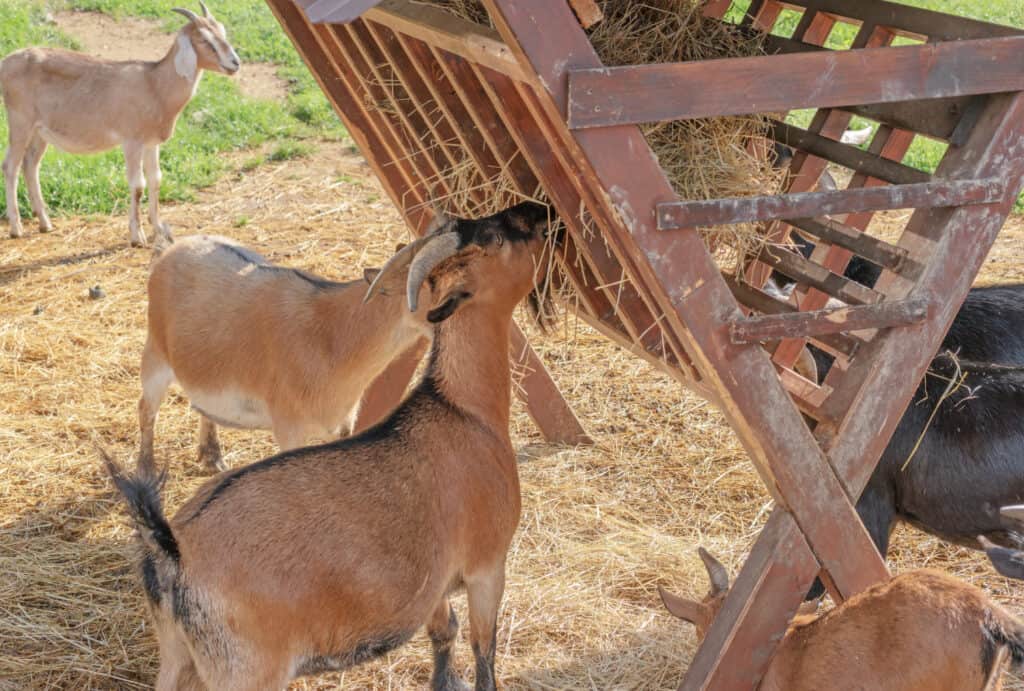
[
  {"x1": 172, "y1": 7, "x2": 200, "y2": 22},
  {"x1": 199, "y1": 0, "x2": 212, "y2": 17},
  {"x1": 363, "y1": 236, "x2": 431, "y2": 304},
  {"x1": 406, "y1": 233, "x2": 462, "y2": 313},
  {"x1": 698, "y1": 547, "x2": 730, "y2": 595}
]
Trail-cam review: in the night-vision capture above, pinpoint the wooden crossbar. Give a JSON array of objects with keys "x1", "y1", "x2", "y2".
[
  {"x1": 568, "y1": 35, "x2": 1024, "y2": 128},
  {"x1": 787, "y1": 218, "x2": 909, "y2": 273},
  {"x1": 769, "y1": 121, "x2": 929, "y2": 187},
  {"x1": 364, "y1": 0, "x2": 523, "y2": 79},
  {"x1": 730, "y1": 298, "x2": 930, "y2": 344},
  {"x1": 725, "y1": 277, "x2": 861, "y2": 357},
  {"x1": 761, "y1": 247, "x2": 884, "y2": 306},
  {"x1": 657, "y1": 178, "x2": 1004, "y2": 229}
]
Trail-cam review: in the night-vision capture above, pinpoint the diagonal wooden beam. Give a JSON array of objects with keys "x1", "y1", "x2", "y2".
[
  {"x1": 480, "y1": 0, "x2": 887, "y2": 598},
  {"x1": 567, "y1": 35, "x2": 1024, "y2": 128}
]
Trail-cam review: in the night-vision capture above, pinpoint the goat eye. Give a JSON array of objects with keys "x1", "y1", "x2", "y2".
[{"x1": 495, "y1": 235, "x2": 504, "y2": 248}]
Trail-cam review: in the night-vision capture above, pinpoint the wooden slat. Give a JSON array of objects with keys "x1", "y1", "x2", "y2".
[
  {"x1": 760, "y1": 247, "x2": 884, "y2": 306},
  {"x1": 730, "y1": 297, "x2": 930, "y2": 343},
  {"x1": 568, "y1": 35, "x2": 1024, "y2": 128},
  {"x1": 364, "y1": 0, "x2": 523, "y2": 80},
  {"x1": 780, "y1": 0, "x2": 1023, "y2": 42},
  {"x1": 657, "y1": 178, "x2": 1004, "y2": 229},
  {"x1": 770, "y1": 120, "x2": 929, "y2": 186},
  {"x1": 567, "y1": 0, "x2": 602, "y2": 28},
  {"x1": 758, "y1": 33, "x2": 981, "y2": 142},
  {"x1": 725, "y1": 276, "x2": 861, "y2": 358},
  {"x1": 484, "y1": 0, "x2": 889, "y2": 614},
  {"x1": 788, "y1": 217, "x2": 910, "y2": 273}
]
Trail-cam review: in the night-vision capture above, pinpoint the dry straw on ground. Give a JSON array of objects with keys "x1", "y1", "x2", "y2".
[{"x1": 2, "y1": 140, "x2": 1023, "y2": 689}]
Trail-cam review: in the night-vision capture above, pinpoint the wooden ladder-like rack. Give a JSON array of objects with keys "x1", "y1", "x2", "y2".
[{"x1": 267, "y1": 0, "x2": 1024, "y2": 687}]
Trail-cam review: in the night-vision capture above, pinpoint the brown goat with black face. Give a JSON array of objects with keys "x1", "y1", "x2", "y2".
[
  {"x1": 104, "y1": 202, "x2": 556, "y2": 691},
  {"x1": 660, "y1": 549, "x2": 1024, "y2": 691}
]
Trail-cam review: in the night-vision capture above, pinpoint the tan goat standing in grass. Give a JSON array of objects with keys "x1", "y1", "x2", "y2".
[
  {"x1": 660, "y1": 548, "x2": 1024, "y2": 691},
  {"x1": 106, "y1": 202, "x2": 556, "y2": 690},
  {"x1": 138, "y1": 233, "x2": 437, "y2": 474},
  {"x1": 0, "y1": 3, "x2": 239, "y2": 245}
]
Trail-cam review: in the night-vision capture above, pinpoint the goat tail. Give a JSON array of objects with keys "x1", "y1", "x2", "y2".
[
  {"x1": 99, "y1": 446, "x2": 180, "y2": 565},
  {"x1": 984, "y1": 609, "x2": 1024, "y2": 674}
]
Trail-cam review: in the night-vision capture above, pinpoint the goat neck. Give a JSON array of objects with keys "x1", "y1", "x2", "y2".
[
  {"x1": 427, "y1": 302, "x2": 514, "y2": 439},
  {"x1": 151, "y1": 30, "x2": 203, "y2": 120}
]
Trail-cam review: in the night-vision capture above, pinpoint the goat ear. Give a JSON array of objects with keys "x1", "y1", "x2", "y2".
[
  {"x1": 426, "y1": 290, "x2": 472, "y2": 324},
  {"x1": 658, "y1": 586, "x2": 709, "y2": 626},
  {"x1": 363, "y1": 268, "x2": 381, "y2": 285}
]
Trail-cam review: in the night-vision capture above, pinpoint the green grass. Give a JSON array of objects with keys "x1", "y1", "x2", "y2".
[{"x1": 0, "y1": 0, "x2": 344, "y2": 220}]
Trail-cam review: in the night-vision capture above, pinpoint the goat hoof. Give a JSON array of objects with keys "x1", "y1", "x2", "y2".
[
  {"x1": 38, "y1": 223, "x2": 52, "y2": 233},
  {"x1": 199, "y1": 455, "x2": 228, "y2": 474},
  {"x1": 130, "y1": 238, "x2": 148, "y2": 248},
  {"x1": 9, "y1": 226, "x2": 23, "y2": 239}
]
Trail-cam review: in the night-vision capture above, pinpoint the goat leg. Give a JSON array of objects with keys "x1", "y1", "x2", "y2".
[
  {"x1": 22, "y1": 134, "x2": 50, "y2": 232},
  {"x1": 3, "y1": 123, "x2": 30, "y2": 239},
  {"x1": 429, "y1": 598, "x2": 470, "y2": 691},
  {"x1": 467, "y1": 565, "x2": 505, "y2": 691}
]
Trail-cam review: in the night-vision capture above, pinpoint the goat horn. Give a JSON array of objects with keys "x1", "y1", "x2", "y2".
[
  {"x1": 172, "y1": 7, "x2": 200, "y2": 22},
  {"x1": 406, "y1": 233, "x2": 462, "y2": 313},
  {"x1": 199, "y1": 0, "x2": 211, "y2": 17},
  {"x1": 363, "y1": 236, "x2": 431, "y2": 304},
  {"x1": 1002, "y1": 504, "x2": 1024, "y2": 527},
  {"x1": 698, "y1": 548, "x2": 729, "y2": 595}
]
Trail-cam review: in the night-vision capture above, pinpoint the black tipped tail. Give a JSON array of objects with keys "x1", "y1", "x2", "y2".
[{"x1": 99, "y1": 447, "x2": 180, "y2": 562}]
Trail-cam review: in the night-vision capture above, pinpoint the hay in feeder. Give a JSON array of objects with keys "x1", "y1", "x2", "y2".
[{"x1": 423, "y1": 0, "x2": 786, "y2": 268}]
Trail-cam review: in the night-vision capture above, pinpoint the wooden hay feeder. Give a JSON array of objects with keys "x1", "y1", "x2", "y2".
[{"x1": 266, "y1": 0, "x2": 1024, "y2": 687}]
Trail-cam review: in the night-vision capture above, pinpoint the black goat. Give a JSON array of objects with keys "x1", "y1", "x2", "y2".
[{"x1": 807, "y1": 285, "x2": 1024, "y2": 598}]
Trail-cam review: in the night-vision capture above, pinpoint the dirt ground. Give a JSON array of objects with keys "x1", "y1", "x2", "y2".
[
  {"x1": 1, "y1": 134, "x2": 1023, "y2": 689},
  {"x1": 54, "y1": 11, "x2": 289, "y2": 102},
  {"x1": 0, "y1": 5, "x2": 1018, "y2": 688}
]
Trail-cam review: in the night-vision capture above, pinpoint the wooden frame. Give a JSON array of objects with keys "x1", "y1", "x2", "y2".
[{"x1": 266, "y1": 0, "x2": 1024, "y2": 688}]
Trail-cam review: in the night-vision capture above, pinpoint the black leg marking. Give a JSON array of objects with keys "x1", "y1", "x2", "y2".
[
  {"x1": 431, "y1": 608, "x2": 466, "y2": 691},
  {"x1": 472, "y1": 633, "x2": 497, "y2": 691}
]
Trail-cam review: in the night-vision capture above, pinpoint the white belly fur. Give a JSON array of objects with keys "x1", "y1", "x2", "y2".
[
  {"x1": 38, "y1": 126, "x2": 116, "y2": 155},
  {"x1": 187, "y1": 388, "x2": 273, "y2": 430}
]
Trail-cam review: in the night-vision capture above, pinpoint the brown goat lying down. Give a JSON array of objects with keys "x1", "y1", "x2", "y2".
[
  {"x1": 139, "y1": 233, "x2": 436, "y2": 474},
  {"x1": 661, "y1": 549, "x2": 1024, "y2": 691},
  {"x1": 105, "y1": 202, "x2": 555, "y2": 691}
]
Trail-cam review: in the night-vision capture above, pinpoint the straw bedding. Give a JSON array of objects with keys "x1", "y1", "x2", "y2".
[{"x1": 1, "y1": 139, "x2": 1022, "y2": 689}]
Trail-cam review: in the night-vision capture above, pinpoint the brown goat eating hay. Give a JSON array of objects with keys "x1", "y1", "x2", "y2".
[
  {"x1": 660, "y1": 549, "x2": 1024, "y2": 691},
  {"x1": 104, "y1": 202, "x2": 556, "y2": 691}
]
